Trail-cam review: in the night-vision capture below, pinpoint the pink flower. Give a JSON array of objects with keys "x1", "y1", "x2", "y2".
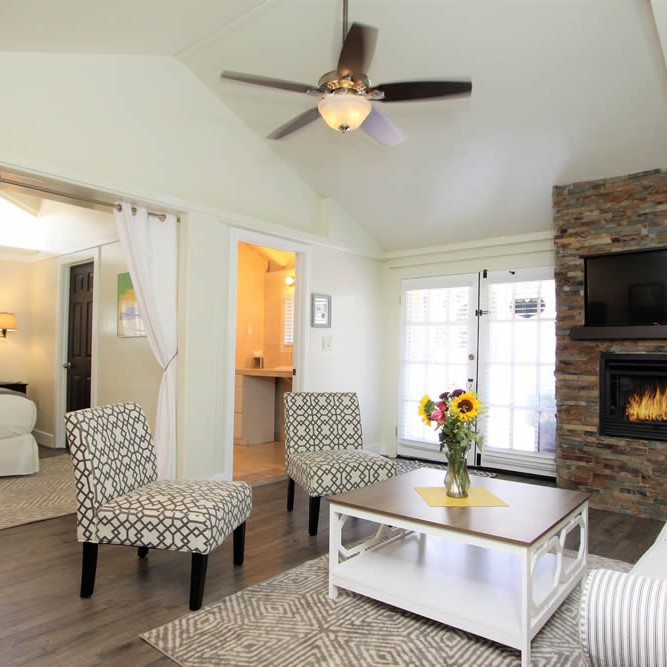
[{"x1": 430, "y1": 408, "x2": 445, "y2": 422}]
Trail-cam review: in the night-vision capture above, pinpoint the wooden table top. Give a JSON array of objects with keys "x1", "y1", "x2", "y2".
[{"x1": 329, "y1": 468, "x2": 590, "y2": 546}]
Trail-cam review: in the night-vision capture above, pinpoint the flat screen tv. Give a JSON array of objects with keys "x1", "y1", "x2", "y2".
[{"x1": 584, "y1": 248, "x2": 667, "y2": 326}]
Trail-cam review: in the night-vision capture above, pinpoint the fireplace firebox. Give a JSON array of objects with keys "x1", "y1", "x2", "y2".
[{"x1": 599, "y1": 353, "x2": 667, "y2": 441}]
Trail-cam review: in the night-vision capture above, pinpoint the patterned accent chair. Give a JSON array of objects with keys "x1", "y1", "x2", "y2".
[
  {"x1": 284, "y1": 392, "x2": 396, "y2": 536},
  {"x1": 65, "y1": 402, "x2": 253, "y2": 611}
]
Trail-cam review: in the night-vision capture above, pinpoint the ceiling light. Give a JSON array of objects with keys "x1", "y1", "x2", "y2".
[
  {"x1": 318, "y1": 93, "x2": 371, "y2": 133},
  {"x1": 0, "y1": 312, "x2": 17, "y2": 338},
  {"x1": 284, "y1": 275, "x2": 295, "y2": 287}
]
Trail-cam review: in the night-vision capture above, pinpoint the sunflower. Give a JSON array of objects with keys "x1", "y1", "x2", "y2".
[
  {"x1": 450, "y1": 391, "x2": 481, "y2": 421},
  {"x1": 418, "y1": 395, "x2": 434, "y2": 425}
]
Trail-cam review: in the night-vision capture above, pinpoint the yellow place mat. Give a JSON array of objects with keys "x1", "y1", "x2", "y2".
[{"x1": 415, "y1": 486, "x2": 508, "y2": 508}]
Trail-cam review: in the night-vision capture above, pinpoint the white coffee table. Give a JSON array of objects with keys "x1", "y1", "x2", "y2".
[{"x1": 328, "y1": 468, "x2": 589, "y2": 667}]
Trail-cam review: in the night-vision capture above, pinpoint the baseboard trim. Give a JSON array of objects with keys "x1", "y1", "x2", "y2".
[{"x1": 33, "y1": 430, "x2": 59, "y2": 448}]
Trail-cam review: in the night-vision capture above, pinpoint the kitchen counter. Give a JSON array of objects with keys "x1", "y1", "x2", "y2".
[{"x1": 236, "y1": 368, "x2": 293, "y2": 378}]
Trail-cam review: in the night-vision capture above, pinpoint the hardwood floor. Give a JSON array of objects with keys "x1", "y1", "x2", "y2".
[
  {"x1": 233, "y1": 440, "x2": 285, "y2": 485},
  {"x1": 0, "y1": 475, "x2": 663, "y2": 665}
]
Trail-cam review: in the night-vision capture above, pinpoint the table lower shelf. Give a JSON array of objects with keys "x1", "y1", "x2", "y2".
[{"x1": 331, "y1": 531, "x2": 582, "y2": 650}]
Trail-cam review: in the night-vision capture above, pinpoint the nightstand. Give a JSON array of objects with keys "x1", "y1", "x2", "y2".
[{"x1": 0, "y1": 382, "x2": 27, "y2": 394}]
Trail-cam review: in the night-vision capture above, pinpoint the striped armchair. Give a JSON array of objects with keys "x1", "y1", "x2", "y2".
[{"x1": 580, "y1": 522, "x2": 667, "y2": 666}]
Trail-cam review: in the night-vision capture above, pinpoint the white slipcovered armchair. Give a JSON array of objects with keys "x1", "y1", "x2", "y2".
[{"x1": 580, "y1": 521, "x2": 667, "y2": 666}]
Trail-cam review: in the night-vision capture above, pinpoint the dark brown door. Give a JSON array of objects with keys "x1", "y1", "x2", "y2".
[{"x1": 66, "y1": 262, "x2": 93, "y2": 412}]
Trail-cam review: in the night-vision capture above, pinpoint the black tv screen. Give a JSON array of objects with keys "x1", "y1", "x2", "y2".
[{"x1": 584, "y1": 249, "x2": 667, "y2": 326}]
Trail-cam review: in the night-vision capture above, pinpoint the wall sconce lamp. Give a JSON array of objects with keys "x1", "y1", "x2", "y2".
[
  {"x1": 0, "y1": 312, "x2": 17, "y2": 338},
  {"x1": 284, "y1": 275, "x2": 296, "y2": 287}
]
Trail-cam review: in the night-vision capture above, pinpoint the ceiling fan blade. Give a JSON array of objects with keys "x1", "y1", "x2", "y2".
[
  {"x1": 221, "y1": 71, "x2": 316, "y2": 95},
  {"x1": 267, "y1": 107, "x2": 321, "y2": 140},
  {"x1": 360, "y1": 107, "x2": 405, "y2": 146},
  {"x1": 337, "y1": 23, "x2": 378, "y2": 80},
  {"x1": 375, "y1": 80, "x2": 472, "y2": 102}
]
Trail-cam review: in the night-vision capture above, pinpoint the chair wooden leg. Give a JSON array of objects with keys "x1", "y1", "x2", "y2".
[
  {"x1": 287, "y1": 477, "x2": 295, "y2": 511},
  {"x1": 189, "y1": 553, "x2": 208, "y2": 611},
  {"x1": 137, "y1": 546, "x2": 149, "y2": 559},
  {"x1": 80, "y1": 542, "x2": 98, "y2": 598},
  {"x1": 233, "y1": 522, "x2": 246, "y2": 566},
  {"x1": 308, "y1": 496, "x2": 321, "y2": 536}
]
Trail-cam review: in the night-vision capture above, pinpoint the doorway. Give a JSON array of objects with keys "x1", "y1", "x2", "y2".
[
  {"x1": 233, "y1": 241, "x2": 297, "y2": 484},
  {"x1": 65, "y1": 262, "x2": 93, "y2": 412},
  {"x1": 54, "y1": 248, "x2": 101, "y2": 449}
]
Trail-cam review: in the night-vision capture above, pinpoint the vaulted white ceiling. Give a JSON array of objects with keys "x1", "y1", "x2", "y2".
[{"x1": 1, "y1": 0, "x2": 666, "y2": 253}]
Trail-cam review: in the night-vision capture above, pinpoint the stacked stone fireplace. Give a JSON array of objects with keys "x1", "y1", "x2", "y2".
[{"x1": 554, "y1": 169, "x2": 667, "y2": 520}]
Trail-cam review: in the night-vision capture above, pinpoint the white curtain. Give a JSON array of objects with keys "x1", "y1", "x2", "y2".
[{"x1": 114, "y1": 202, "x2": 178, "y2": 479}]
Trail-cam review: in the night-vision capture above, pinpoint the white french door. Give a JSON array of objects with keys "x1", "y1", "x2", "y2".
[
  {"x1": 477, "y1": 268, "x2": 556, "y2": 476},
  {"x1": 398, "y1": 274, "x2": 479, "y2": 464},
  {"x1": 398, "y1": 268, "x2": 556, "y2": 477}
]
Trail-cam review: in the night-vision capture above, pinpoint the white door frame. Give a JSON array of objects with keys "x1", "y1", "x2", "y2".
[
  {"x1": 223, "y1": 227, "x2": 310, "y2": 477},
  {"x1": 53, "y1": 247, "x2": 101, "y2": 448}
]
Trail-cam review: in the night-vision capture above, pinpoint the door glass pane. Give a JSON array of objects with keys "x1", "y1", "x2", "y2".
[
  {"x1": 487, "y1": 322, "x2": 513, "y2": 363},
  {"x1": 512, "y1": 408, "x2": 537, "y2": 452},
  {"x1": 484, "y1": 406, "x2": 511, "y2": 450},
  {"x1": 480, "y1": 275, "x2": 556, "y2": 455},
  {"x1": 399, "y1": 279, "x2": 475, "y2": 446}
]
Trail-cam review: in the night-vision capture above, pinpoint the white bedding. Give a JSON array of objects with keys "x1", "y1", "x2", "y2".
[{"x1": 0, "y1": 392, "x2": 39, "y2": 475}]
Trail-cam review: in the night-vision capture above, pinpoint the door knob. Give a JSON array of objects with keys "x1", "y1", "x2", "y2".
[{"x1": 63, "y1": 362, "x2": 73, "y2": 369}]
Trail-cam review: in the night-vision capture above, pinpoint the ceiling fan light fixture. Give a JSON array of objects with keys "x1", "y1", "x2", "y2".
[{"x1": 318, "y1": 93, "x2": 371, "y2": 133}]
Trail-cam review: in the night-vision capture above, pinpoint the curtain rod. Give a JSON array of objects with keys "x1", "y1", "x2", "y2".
[
  {"x1": 0, "y1": 175, "x2": 176, "y2": 222},
  {"x1": 115, "y1": 204, "x2": 167, "y2": 222}
]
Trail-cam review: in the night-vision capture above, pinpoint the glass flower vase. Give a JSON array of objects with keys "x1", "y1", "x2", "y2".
[{"x1": 444, "y1": 442, "x2": 471, "y2": 498}]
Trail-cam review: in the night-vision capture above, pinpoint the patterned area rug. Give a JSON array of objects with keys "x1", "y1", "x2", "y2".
[
  {"x1": 0, "y1": 454, "x2": 77, "y2": 530},
  {"x1": 142, "y1": 552, "x2": 630, "y2": 666}
]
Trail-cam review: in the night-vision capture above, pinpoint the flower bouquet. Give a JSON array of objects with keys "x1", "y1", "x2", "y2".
[{"x1": 418, "y1": 389, "x2": 484, "y2": 497}]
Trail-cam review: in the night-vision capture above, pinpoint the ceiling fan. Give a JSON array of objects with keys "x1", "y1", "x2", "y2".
[{"x1": 220, "y1": 0, "x2": 472, "y2": 146}]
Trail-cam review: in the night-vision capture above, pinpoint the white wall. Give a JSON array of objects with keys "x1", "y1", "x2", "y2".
[
  {"x1": 304, "y1": 245, "x2": 384, "y2": 451},
  {"x1": 0, "y1": 260, "x2": 31, "y2": 381},
  {"x1": 0, "y1": 53, "x2": 324, "y2": 235},
  {"x1": 27, "y1": 257, "x2": 58, "y2": 442},
  {"x1": 380, "y1": 231, "x2": 555, "y2": 455},
  {"x1": 177, "y1": 212, "x2": 231, "y2": 480},
  {"x1": 97, "y1": 242, "x2": 162, "y2": 427}
]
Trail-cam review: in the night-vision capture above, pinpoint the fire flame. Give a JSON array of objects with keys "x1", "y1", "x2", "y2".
[{"x1": 626, "y1": 385, "x2": 667, "y2": 422}]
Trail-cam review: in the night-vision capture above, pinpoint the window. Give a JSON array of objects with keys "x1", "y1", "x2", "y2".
[{"x1": 283, "y1": 296, "x2": 294, "y2": 346}]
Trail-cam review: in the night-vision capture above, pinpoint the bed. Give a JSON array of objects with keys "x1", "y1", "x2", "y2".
[{"x1": 0, "y1": 388, "x2": 39, "y2": 475}]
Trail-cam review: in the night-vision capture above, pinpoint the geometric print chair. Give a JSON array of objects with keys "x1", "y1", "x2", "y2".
[
  {"x1": 65, "y1": 402, "x2": 253, "y2": 611},
  {"x1": 284, "y1": 392, "x2": 396, "y2": 536}
]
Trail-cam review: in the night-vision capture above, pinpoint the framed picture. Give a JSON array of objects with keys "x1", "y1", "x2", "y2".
[
  {"x1": 117, "y1": 272, "x2": 146, "y2": 337},
  {"x1": 311, "y1": 293, "x2": 331, "y2": 328}
]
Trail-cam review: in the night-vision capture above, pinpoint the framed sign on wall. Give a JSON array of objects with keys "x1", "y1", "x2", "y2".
[{"x1": 311, "y1": 293, "x2": 331, "y2": 328}]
